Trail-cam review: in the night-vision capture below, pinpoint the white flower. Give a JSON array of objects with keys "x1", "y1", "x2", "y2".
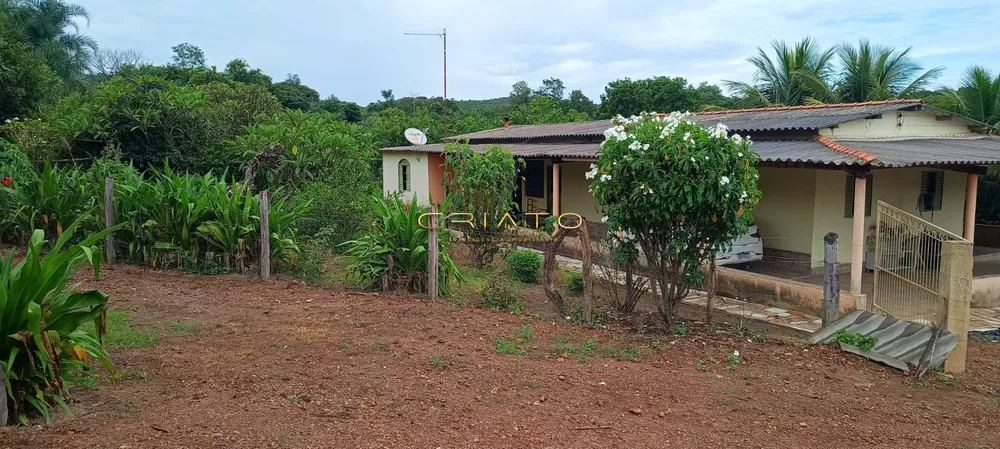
[
  {"x1": 704, "y1": 155, "x2": 709, "y2": 160},
  {"x1": 600, "y1": 174, "x2": 612, "y2": 182},
  {"x1": 709, "y1": 123, "x2": 729, "y2": 139},
  {"x1": 733, "y1": 350, "x2": 740, "y2": 357},
  {"x1": 600, "y1": 216, "x2": 608, "y2": 223},
  {"x1": 737, "y1": 152, "x2": 743, "y2": 157},
  {"x1": 720, "y1": 176, "x2": 730, "y2": 186},
  {"x1": 739, "y1": 191, "x2": 748, "y2": 202},
  {"x1": 3, "y1": 119, "x2": 10, "y2": 124},
  {"x1": 690, "y1": 157, "x2": 696, "y2": 162},
  {"x1": 585, "y1": 164, "x2": 598, "y2": 180}
]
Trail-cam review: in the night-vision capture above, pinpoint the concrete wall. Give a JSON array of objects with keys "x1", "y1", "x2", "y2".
[
  {"x1": 810, "y1": 168, "x2": 968, "y2": 266},
  {"x1": 560, "y1": 161, "x2": 602, "y2": 221},
  {"x1": 820, "y1": 110, "x2": 973, "y2": 139},
  {"x1": 382, "y1": 151, "x2": 430, "y2": 205},
  {"x1": 755, "y1": 167, "x2": 816, "y2": 255},
  {"x1": 714, "y1": 266, "x2": 858, "y2": 316}
]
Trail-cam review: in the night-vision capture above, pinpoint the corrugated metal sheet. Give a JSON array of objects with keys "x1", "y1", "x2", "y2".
[
  {"x1": 809, "y1": 310, "x2": 959, "y2": 372},
  {"x1": 382, "y1": 142, "x2": 603, "y2": 159},
  {"x1": 384, "y1": 140, "x2": 864, "y2": 165},
  {"x1": 838, "y1": 137, "x2": 1000, "y2": 167},
  {"x1": 449, "y1": 101, "x2": 924, "y2": 141}
]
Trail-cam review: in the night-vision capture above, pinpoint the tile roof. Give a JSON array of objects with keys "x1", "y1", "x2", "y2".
[
  {"x1": 448, "y1": 100, "x2": 928, "y2": 141},
  {"x1": 384, "y1": 136, "x2": 1000, "y2": 168}
]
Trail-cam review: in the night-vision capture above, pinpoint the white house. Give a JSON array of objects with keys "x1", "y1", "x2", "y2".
[{"x1": 382, "y1": 100, "x2": 1000, "y2": 297}]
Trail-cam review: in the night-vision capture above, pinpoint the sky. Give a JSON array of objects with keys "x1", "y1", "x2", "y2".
[{"x1": 80, "y1": 0, "x2": 1000, "y2": 105}]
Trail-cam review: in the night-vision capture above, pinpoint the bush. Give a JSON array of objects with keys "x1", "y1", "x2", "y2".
[
  {"x1": 566, "y1": 271, "x2": 584, "y2": 296},
  {"x1": 343, "y1": 196, "x2": 461, "y2": 294},
  {"x1": 505, "y1": 250, "x2": 541, "y2": 283},
  {"x1": 290, "y1": 181, "x2": 372, "y2": 245},
  {"x1": 1, "y1": 224, "x2": 119, "y2": 425},
  {"x1": 481, "y1": 273, "x2": 523, "y2": 313}
]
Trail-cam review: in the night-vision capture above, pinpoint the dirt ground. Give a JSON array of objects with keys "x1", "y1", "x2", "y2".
[{"x1": 3, "y1": 265, "x2": 1000, "y2": 449}]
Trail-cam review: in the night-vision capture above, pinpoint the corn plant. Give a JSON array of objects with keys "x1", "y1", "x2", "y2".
[
  {"x1": 1, "y1": 222, "x2": 121, "y2": 425},
  {"x1": 343, "y1": 196, "x2": 460, "y2": 294}
]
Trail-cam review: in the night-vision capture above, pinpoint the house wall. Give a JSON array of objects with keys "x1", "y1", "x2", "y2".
[
  {"x1": 382, "y1": 151, "x2": 430, "y2": 205},
  {"x1": 810, "y1": 168, "x2": 968, "y2": 266},
  {"x1": 560, "y1": 161, "x2": 601, "y2": 221},
  {"x1": 820, "y1": 110, "x2": 972, "y2": 139},
  {"x1": 754, "y1": 167, "x2": 817, "y2": 255},
  {"x1": 427, "y1": 153, "x2": 446, "y2": 204}
]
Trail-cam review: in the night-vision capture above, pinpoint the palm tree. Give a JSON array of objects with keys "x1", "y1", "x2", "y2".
[
  {"x1": 835, "y1": 39, "x2": 943, "y2": 102},
  {"x1": 724, "y1": 37, "x2": 837, "y2": 107},
  {"x1": 930, "y1": 66, "x2": 1000, "y2": 128},
  {"x1": 2, "y1": 0, "x2": 96, "y2": 88}
]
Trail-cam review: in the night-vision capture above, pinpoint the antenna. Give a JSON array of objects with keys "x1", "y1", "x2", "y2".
[{"x1": 404, "y1": 28, "x2": 447, "y2": 138}]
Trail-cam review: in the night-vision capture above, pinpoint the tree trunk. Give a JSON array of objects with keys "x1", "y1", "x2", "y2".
[
  {"x1": 543, "y1": 227, "x2": 570, "y2": 313},
  {"x1": 706, "y1": 254, "x2": 716, "y2": 325}
]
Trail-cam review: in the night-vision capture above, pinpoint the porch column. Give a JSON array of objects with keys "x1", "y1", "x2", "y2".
[
  {"x1": 850, "y1": 174, "x2": 867, "y2": 297},
  {"x1": 964, "y1": 173, "x2": 979, "y2": 242},
  {"x1": 552, "y1": 163, "x2": 561, "y2": 216}
]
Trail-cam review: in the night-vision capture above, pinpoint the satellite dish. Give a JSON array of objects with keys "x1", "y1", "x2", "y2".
[{"x1": 404, "y1": 128, "x2": 428, "y2": 145}]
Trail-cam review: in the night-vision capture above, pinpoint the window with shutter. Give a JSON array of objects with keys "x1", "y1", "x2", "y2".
[
  {"x1": 919, "y1": 171, "x2": 944, "y2": 211},
  {"x1": 398, "y1": 159, "x2": 411, "y2": 192},
  {"x1": 844, "y1": 174, "x2": 874, "y2": 218}
]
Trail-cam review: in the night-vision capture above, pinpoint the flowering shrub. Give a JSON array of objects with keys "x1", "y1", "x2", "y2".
[{"x1": 589, "y1": 112, "x2": 761, "y2": 325}]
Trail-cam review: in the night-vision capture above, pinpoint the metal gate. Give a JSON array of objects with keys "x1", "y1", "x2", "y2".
[{"x1": 872, "y1": 201, "x2": 964, "y2": 326}]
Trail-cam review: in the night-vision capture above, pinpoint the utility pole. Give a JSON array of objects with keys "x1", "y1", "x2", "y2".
[{"x1": 404, "y1": 28, "x2": 447, "y2": 138}]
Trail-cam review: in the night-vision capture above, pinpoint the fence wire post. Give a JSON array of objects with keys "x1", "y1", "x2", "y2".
[
  {"x1": 104, "y1": 177, "x2": 116, "y2": 264},
  {"x1": 428, "y1": 204, "x2": 439, "y2": 300},
  {"x1": 823, "y1": 232, "x2": 840, "y2": 327},
  {"x1": 259, "y1": 190, "x2": 270, "y2": 280}
]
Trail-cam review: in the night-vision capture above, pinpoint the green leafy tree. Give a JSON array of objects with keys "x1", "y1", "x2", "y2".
[
  {"x1": 269, "y1": 73, "x2": 319, "y2": 110},
  {"x1": 442, "y1": 141, "x2": 523, "y2": 267},
  {"x1": 599, "y1": 77, "x2": 707, "y2": 118},
  {"x1": 316, "y1": 94, "x2": 363, "y2": 123},
  {"x1": 452, "y1": 114, "x2": 499, "y2": 135},
  {"x1": 566, "y1": 89, "x2": 597, "y2": 117},
  {"x1": 380, "y1": 89, "x2": 395, "y2": 102},
  {"x1": 170, "y1": 42, "x2": 206, "y2": 69},
  {"x1": 223, "y1": 58, "x2": 272, "y2": 86},
  {"x1": 724, "y1": 37, "x2": 836, "y2": 107},
  {"x1": 835, "y1": 39, "x2": 943, "y2": 102},
  {"x1": 534, "y1": 77, "x2": 565, "y2": 100},
  {"x1": 510, "y1": 95, "x2": 587, "y2": 125},
  {"x1": 364, "y1": 106, "x2": 439, "y2": 148},
  {"x1": 509, "y1": 81, "x2": 532, "y2": 106},
  {"x1": 229, "y1": 109, "x2": 376, "y2": 192},
  {"x1": 0, "y1": 26, "x2": 60, "y2": 122},
  {"x1": 589, "y1": 112, "x2": 760, "y2": 325},
  {"x1": 928, "y1": 65, "x2": 1000, "y2": 128},
  {"x1": 2, "y1": 0, "x2": 96, "y2": 89}
]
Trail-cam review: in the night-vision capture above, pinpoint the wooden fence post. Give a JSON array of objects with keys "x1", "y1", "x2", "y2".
[
  {"x1": 428, "y1": 204, "x2": 439, "y2": 300},
  {"x1": 104, "y1": 177, "x2": 116, "y2": 264},
  {"x1": 259, "y1": 190, "x2": 270, "y2": 280},
  {"x1": 706, "y1": 253, "x2": 716, "y2": 324},
  {"x1": 579, "y1": 219, "x2": 593, "y2": 323},
  {"x1": 823, "y1": 232, "x2": 840, "y2": 327}
]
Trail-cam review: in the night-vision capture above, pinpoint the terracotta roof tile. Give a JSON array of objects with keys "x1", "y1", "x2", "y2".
[{"x1": 816, "y1": 136, "x2": 879, "y2": 163}]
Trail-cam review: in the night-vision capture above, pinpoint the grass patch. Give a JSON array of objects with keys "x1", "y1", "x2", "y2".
[
  {"x1": 549, "y1": 336, "x2": 652, "y2": 363},
  {"x1": 81, "y1": 311, "x2": 158, "y2": 349},
  {"x1": 169, "y1": 321, "x2": 200, "y2": 335},
  {"x1": 495, "y1": 337, "x2": 524, "y2": 355}
]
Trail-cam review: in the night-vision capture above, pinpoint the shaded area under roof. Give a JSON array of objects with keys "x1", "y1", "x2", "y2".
[
  {"x1": 840, "y1": 137, "x2": 1000, "y2": 167},
  {"x1": 448, "y1": 101, "x2": 928, "y2": 141},
  {"x1": 383, "y1": 140, "x2": 865, "y2": 165}
]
